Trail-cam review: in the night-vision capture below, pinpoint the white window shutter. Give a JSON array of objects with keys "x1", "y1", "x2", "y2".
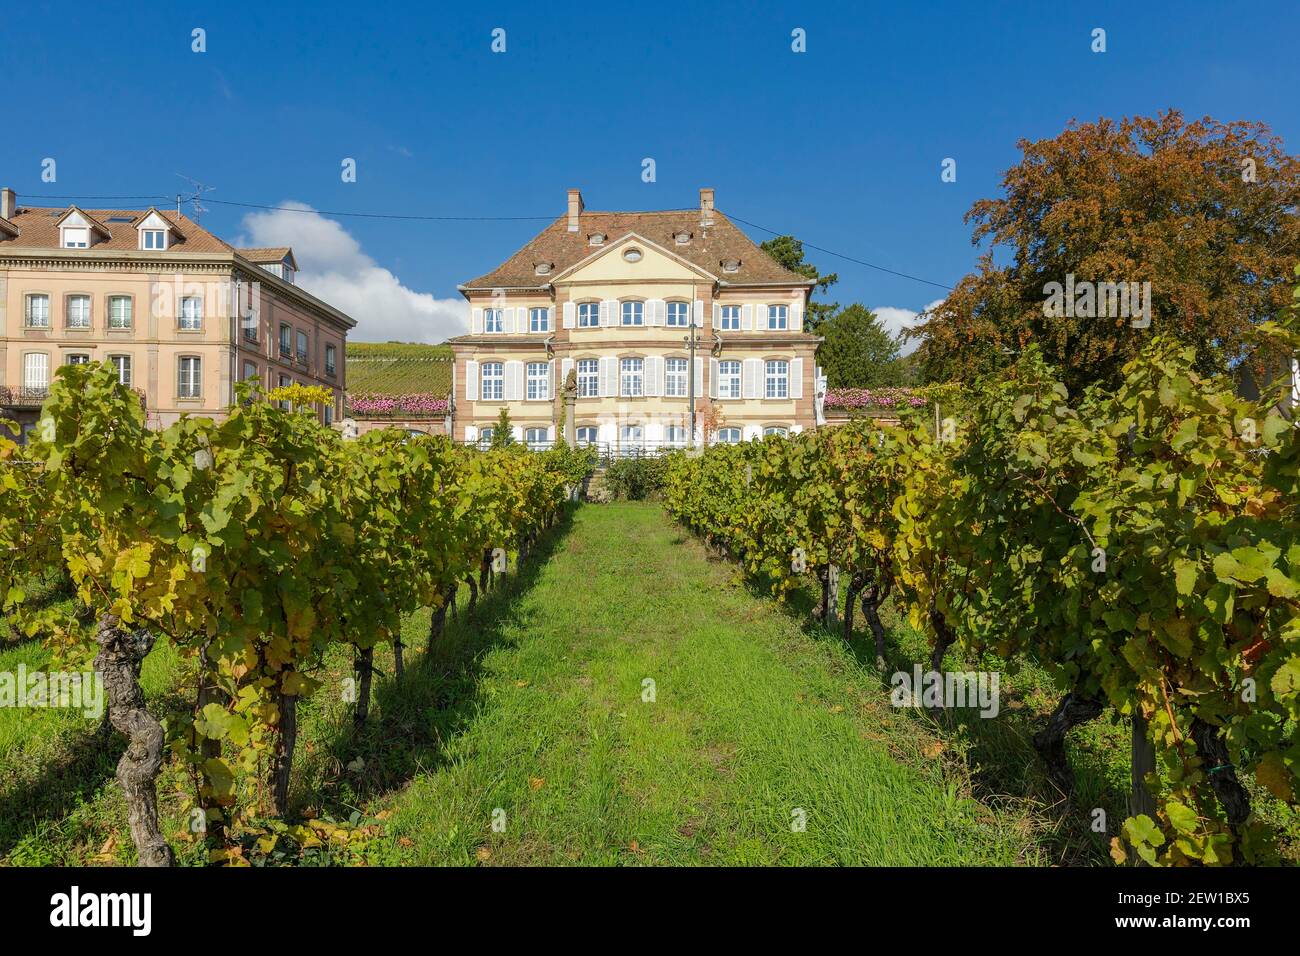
[
  {"x1": 465, "y1": 360, "x2": 479, "y2": 401},
  {"x1": 709, "y1": 358, "x2": 719, "y2": 399},
  {"x1": 599, "y1": 356, "x2": 616, "y2": 397},
  {"x1": 712, "y1": 302, "x2": 720, "y2": 327},
  {"x1": 791, "y1": 424, "x2": 804, "y2": 434},
  {"x1": 645, "y1": 355, "x2": 663, "y2": 397},
  {"x1": 790, "y1": 299, "x2": 803, "y2": 332},
  {"x1": 505, "y1": 360, "x2": 524, "y2": 400},
  {"x1": 693, "y1": 299, "x2": 704, "y2": 327},
  {"x1": 644, "y1": 299, "x2": 659, "y2": 326},
  {"x1": 743, "y1": 424, "x2": 761, "y2": 442},
  {"x1": 547, "y1": 424, "x2": 556, "y2": 441},
  {"x1": 646, "y1": 421, "x2": 663, "y2": 445},
  {"x1": 694, "y1": 357, "x2": 704, "y2": 399},
  {"x1": 743, "y1": 358, "x2": 762, "y2": 399},
  {"x1": 561, "y1": 357, "x2": 574, "y2": 387},
  {"x1": 548, "y1": 359, "x2": 555, "y2": 399},
  {"x1": 512, "y1": 425, "x2": 523, "y2": 442},
  {"x1": 741, "y1": 304, "x2": 753, "y2": 331},
  {"x1": 790, "y1": 357, "x2": 804, "y2": 399},
  {"x1": 472, "y1": 308, "x2": 483, "y2": 334},
  {"x1": 465, "y1": 424, "x2": 478, "y2": 442},
  {"x1": 563, "y1": 302, "x2": 576, "y2": 329},
  {"x1": 601, "y1": 299, "x2": 616, "y2": 327}
]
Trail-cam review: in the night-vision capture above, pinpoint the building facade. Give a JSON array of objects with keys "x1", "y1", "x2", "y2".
[
  {"x1": 0, "y1": 188, "x2": 354, "y2": 439},
  {"x1": 449, "y1": 188, "x2": 820, "y2": 450}
]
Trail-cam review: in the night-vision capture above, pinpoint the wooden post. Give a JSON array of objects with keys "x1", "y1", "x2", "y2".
[{"x1": 1129, "y1": 711, "x2": 1157, "y2": 865}]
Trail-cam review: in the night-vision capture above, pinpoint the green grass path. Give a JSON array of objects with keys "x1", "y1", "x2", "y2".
[{"x1": 384, "y1": 502, "x2": 1037, "y2": 865}]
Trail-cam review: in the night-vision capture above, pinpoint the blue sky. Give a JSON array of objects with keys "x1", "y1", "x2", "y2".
[{"x1": 2, "y1": 0, "x2": 1296, "y2": 342}]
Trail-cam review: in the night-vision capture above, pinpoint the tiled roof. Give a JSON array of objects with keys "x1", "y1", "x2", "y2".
[
  {"x1": 236, "y1": 246, "x2": 297, "y2": 268},
  {"x1": 462, "y1": 209, "x2": 813, "y2": 290},
  {"x1": 0, "y1": 206, "x2": 234, "y2": 254},
  {"x1": 346, "y1": 342, "x2": 454, "y2": 396}
]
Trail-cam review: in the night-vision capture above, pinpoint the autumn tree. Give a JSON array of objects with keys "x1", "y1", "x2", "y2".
[
  {"x1": 816, "y1": 305, "x2": 906, "y2": 388},
  {"x1": 911, "y1": 111, "x2": 1300, "y2": 391},
  {"x1": 760, "y1": 235, "x2": 839, "y2": 331}
]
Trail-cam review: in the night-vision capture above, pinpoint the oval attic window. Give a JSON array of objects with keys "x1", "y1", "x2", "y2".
[{"x1": 622, "y1": 247, "x2": 643, "y2": 262}]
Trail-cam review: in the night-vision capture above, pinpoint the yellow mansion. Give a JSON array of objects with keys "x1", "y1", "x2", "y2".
[{"x1": 449, "y1": 188, "x2": 821, "y2": 450}]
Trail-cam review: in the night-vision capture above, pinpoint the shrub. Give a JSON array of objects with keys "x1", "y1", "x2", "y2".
[{"x1": 604, "y1": 456, "x2": 668, "y2": 500}]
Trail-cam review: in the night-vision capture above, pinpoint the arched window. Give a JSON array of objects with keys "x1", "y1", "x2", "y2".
[
  {"x1": 716, "y1": 427, "x2": 742, "y2": 445},
  {"x1": 666, "y1": 301, "x2": 690, "y2": 327}
]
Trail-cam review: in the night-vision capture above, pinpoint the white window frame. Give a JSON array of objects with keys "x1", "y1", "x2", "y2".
[
  {"x1": 577, "y1": 302, "x2": 599, "y2": 328},
  {"x1": 620, "y1": 301, "x2": 644, "y2": 327},
  {"x1": 66, "y1": 353, "x2": 91, "y2": 366},
  {"x1": 767, "y1": 305, "x2": 789, "y2": 330},
  {"x1": 107, "y1": 295, "x2": 133, "y2": 329},
  {"x1": 666, "y1": 301, "x2": 690, "y2": 328},
  {"x1": 484, "y1": 308, "x2": 504, "y2": 333},
  {"x1": 110, "y1": 354, "x2": 132, "y2": 387},
  {"x1": 576, "y1": 426, "x2": 598, "y2": 446},
  {"x1": 665, "y1": 357, "x2": 688, "y2": 397},
  {"x1": 178, "y1": 356, "x2": 202, "y2": 398},
  {"x1": 763, "y1": 426, "x2": 789, "y2": 438},
  {"x1": 525, "y1": 427, "x2": 548, "y2": 450},
  {"x1": 526, "y1": 362, "x2": 550, "y2": 401},
  {"x1": 765, "y1": 360, "x2": 790, "y2": 399},
  {"x1": 720, "y1": 305, "x2": 741, "y2": 331},
  {"x1": 577, "y1": 359, "x2": 598, "y2": 397},
  {"x1": 24, "y1": 294, "x2": 50, "y2": 328},
  {"x1": 481, "y1": 362, "x2": 504, "y2": 401},
  {"x1": 529, "y1": 307, "x2": 550, "y2": 333},
  {"x1": 718, "y1": 360, "x2": 741, "y2": 399},
  {"x1": 716, "y1": 427, "x2": 742, "y2": 445},
  {"x1": 620, "y1": 424, "x2": 644, "y2": 449},
  {"x1": 665, "y1": 425, "x2": 687, "y2": 447},
  {"x1": 325, "y1": 344, "x2": 337, "y2": 375},
  {"x1": 66, "y1": 295, "x2": 91, "y2": 329},
  {"x1": 179, "y1": 296, "x2": 203, "y2": 331},
  {"x1": 141, "y1": 229, "x2": 166, "y2": 250},
  {"x1": 620, "y1": 357, "x2": 644, "y2": 397},
  {"x1": 62, "y1": 227, "x2": 89, "y2": 249}
]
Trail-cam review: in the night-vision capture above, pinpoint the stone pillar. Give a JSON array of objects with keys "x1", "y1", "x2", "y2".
[{"x1": 562, "y1": 367, "x2": 577, "y2": 447}]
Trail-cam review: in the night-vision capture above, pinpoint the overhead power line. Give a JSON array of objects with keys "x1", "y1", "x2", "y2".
[
  {"x1": 13, "y1": 193, "x2": 955, "y2": 291},
  {"x1": 721, "y1": 210, "x2": 955, "y2": 292}
]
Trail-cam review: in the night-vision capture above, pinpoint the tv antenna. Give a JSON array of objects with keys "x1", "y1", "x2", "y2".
[{"x1": 174, "y1": 174, "x2": 215, "y2": 219}]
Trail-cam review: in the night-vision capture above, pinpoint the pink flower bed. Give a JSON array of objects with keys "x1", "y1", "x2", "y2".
[
  {"x1": 348, "y1": 393, "x2": 449, "y2": 417},
  {"x1": 824, "y1": 387, "x2": 928, "y2": 411}
]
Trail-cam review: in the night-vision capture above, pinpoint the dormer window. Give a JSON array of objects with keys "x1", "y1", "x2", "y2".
[
  {"x1": 62, "y1": 227, "x2": 89, "y2": 248},
  {"x1": 721, "y1": 258, "x2": 741, "y2": 274},
  {"x1": 588, "y1": 233, "x2": 606, "y2": 246},
  {"x1": 135, "y1": 210, "x2": 174, "y2": 251},
  {"x1": 674, "y1": 231, "x2": 691, "y2": 245},
  {"x1": 534, "y1": 262, "x2": 553, "y2": 276}
]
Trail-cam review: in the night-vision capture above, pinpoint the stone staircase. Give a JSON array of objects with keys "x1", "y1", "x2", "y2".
[{"x1": 582, "y1": 465, "x2": 612, "y2": 502}]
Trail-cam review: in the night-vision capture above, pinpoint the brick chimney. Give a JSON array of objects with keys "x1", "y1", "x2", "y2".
[
  {"x1": 0, "y1": 187, "x2": 14, "y2": 221},
  {"x1": 566, "y1": 188, "x2": 584, "y2": 232},
  {"x1": 699, "y1": 187, "x2": 715, "y2": 227}
]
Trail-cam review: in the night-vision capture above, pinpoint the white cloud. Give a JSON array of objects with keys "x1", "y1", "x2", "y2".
[
  {"x1": 872, "y1": 299, "x2": 945, "y2": 355},
  {"x1": 237, "y1": 201, "x2": 466, "y2": 343}
]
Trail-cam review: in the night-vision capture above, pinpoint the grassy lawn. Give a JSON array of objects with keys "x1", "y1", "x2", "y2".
[
  {"x1": 3, "y1": 501, "x2": 1141, "y2": 866},
  {"x1": 369, "y1": 502, "x2": 1043, "y2": 865}
]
